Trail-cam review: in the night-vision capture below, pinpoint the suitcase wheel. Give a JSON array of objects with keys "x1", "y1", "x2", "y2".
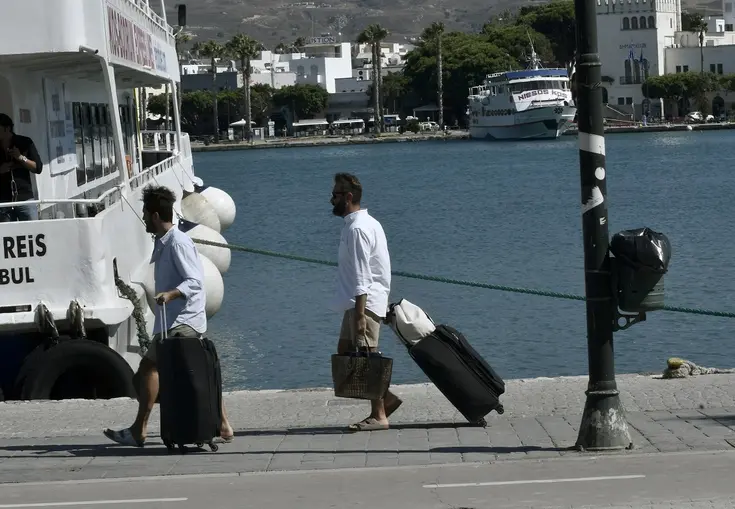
[
  {"x1": 209, "y1": 442, "x2": 219, "y2": 452},
  {"x1": 178, "y1": 444, "x2": 188, "y2": 454},
  {"x1": 196, "y1": 442, "x2": 204, "y2": 448},
  {"x1": 475, "y1": 418, "x2": 488, "y2": 428},
  {"x1": 163, "y1": 440, "x2": 176, "y2": 452},
  {"x1": 496, "y1": 404, "x2": 505, "y2": 415}
]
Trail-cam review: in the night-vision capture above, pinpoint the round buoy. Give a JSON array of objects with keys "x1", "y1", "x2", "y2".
[
  {"x1": 686, "y1": 125, "x2": 693, "y2": 131},
  {"x1": 195, "y1": 185, "x2": 237, "y2": 233},
  {"x1": 201, "y1": 255, "x2": 224, "y2": 318},
  {"x1": 178, "y1": 218, "x2": 231, "y2": 273},
  {"x1": 181, "y1": 193, "x2": 221, "y2": 233},
  {"x1": 140, "y1": 255, "x2": 223, "y2": 319}
]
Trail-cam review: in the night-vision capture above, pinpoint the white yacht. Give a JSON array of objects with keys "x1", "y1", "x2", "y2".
[
  {"x1": 467, "y1": 46, "x2": 577, "y2": 140},
  {"x1": 0, "y1": 0, "x2": 236, "y2": 401}
]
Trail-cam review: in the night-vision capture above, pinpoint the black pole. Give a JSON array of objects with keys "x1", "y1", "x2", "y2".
[{"x1": 573, "y1": 0, "x2": 632, "y2": 451}]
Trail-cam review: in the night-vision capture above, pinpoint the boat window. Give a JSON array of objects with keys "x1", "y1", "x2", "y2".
[
  {"x1": 91, "y1": 105, "x2": 103, "y2": 180},
  {"x1": 73, "y1": 103, "x2": 86, "y2": 187},
  {"x1": 99, "y1": 105, "x2": 110, "y2": 177},
  {"x1": 106, "y1": 106, "x2": 116, "y2": 174},
  {"x1": 498, "y1": 85, "x2": 505, "y2": 94},
  {"x1": 81, "y1": 104, "x2": 95, "y2": 183}
]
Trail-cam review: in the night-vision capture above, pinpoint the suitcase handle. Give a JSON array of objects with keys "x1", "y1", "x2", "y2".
[{"x1": 160, "y1": 303, "x2": 167, "y2": 340}]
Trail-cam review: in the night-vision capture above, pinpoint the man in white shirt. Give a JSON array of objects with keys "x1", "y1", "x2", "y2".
[{"x1": 331, "y1": 172, "x2": 401, "y2": 431}]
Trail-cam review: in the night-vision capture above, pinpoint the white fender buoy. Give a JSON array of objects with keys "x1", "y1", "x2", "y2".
[
  {"x1": 140, "y1": 256, "x2": 223, "y2": 320},
  {"x1": 686, "y1": 125, "x2": 693, "y2": 131},
  {"x1": 195, "y1": 185, "x2": 237, "y2": 233},
  {"x1": 201, "y1": 255, "x2": 225, "y2": 318},
  {"x1": 177, "y1": 218, "x2": 231, "y2": 273},
  {"x1": 181, "y1": 192, "x2": 221, "y2": 233}
]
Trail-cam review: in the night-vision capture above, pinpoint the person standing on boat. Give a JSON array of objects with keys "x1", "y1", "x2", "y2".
[
  {"x1": 331, "y1": 172, "x2": 401, "y2": 431},
  {"x1": 0, "y1": 113, "x2": 43, "y2": 221},
  {"x1": 103, "y1": 185, "x2": 234, "y2": 447}
]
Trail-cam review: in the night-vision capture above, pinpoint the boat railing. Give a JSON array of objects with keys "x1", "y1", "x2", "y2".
[
  {"x1": 0, "y1": 145, "x2": 191, "y2": 220},
  {"x1": 141, "y1": 130, "x2": 179, "y2": 153},
  {"x1": 115, "y1": 0, "x2": 174, "y2": 43}
]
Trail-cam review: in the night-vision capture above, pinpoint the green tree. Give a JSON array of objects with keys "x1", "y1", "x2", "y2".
[
  {"x1": 250, "y1": 84, "x2": 275, "y2": 125},
  {"x1": 174, "y1": 30, "x2": 194, "y2": 121},
  {"x1": 688, "y1": 14, "x2": 708, "y2": 74},
  {"x1": 192, "y1": 40, "x2": 226, "y2": 141},
  {"x1": 642, "y1": 72, "x2": 717, "y2": 115},
  {"x1": 403, "y1": 32, "x2": 516, "y2": 122},
  {"x1": 421, "y1": 22, "x2": 446, "y2": 127},
  {"x1": 226, "y1": 34, "x2": 265, "y2": 140},
  {"x1": 272, "y1": 84, "x2": 329, "y2": 120},
  {"x1": 515, "y1": 0, "x2": 576, "y2": 65},
  {"x1": 357, "y1": 24, "x2": 389, "y2": 133},
  {"x1": 482, "y1": 24, "x2": 555, "y2": 66},
  {"x1": 381, "y1": 72, "x2": 410, "y2": 114},
  {"x1": 149, "y1": 90, "x2": 214, "y2": 135}
]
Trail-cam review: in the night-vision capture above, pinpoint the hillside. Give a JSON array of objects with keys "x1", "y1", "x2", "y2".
[{"x1": 166, "y1": 0, "x2": 722, "y2": 49}]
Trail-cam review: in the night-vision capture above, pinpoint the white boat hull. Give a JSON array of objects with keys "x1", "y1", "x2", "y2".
[{"x1": 470, "y1": 106, "x2": 577, "y2": 141}]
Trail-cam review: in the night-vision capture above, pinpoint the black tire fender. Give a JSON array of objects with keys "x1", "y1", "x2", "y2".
[{"x1": 16, "y1": 340, "x2": 136, "y2": 400}]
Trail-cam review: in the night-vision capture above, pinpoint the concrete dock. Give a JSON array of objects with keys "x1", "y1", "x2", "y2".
[{"x1": 1, "y1": 372, "x2": 734, "y2": 487}]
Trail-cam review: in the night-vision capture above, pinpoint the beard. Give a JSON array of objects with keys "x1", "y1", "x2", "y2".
[{"x1": 332, "y1": 200, "x2": 346, "y2": 217}]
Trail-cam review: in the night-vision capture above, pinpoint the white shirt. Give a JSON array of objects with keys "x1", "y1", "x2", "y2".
[
  {"x1": 150, "y1": 226, "x2": 207, "y2": 335},
  {"x1": 335, "y1": 209, "x2": 392, "y2": 317}
]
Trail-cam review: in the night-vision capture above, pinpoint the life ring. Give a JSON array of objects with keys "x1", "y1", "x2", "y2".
[{"x1": 14, "y1": 340, "x2": 136, "y2": 400}]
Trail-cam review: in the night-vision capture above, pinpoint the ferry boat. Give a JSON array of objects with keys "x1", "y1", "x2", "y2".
[
  {"x1": 0, "y1": 0, "x2": 236, "y2": 401},
  {"x1": 467, "y1": 46, "x2": 577, "y2": 140}
]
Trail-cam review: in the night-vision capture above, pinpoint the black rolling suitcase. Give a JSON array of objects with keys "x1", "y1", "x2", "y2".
[
  {"x1": 157, "y1": 305, "x2": 223, "y2": 453},
  {"x1": 388, "y1": 300, "x2": 506, "y2": 427}
]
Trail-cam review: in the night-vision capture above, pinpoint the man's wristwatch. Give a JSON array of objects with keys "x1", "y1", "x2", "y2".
[{"x1": 18, "y1": 155, "x2": 28, "y2": 163}]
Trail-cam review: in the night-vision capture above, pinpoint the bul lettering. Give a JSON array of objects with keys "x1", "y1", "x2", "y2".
[
  {"x1": 2, "y1": 234, "x2": 46, "y2": 259},
  {"x1": 0, "y1": 267, "x2": 34, "y2": 285}
]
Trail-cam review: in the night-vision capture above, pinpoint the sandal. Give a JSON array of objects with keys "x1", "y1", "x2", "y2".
[
  {"x1": 215, "y1": 435, "x2": 235, "y2": 444},
  {"x1": 347, "y1": 417, "x2": 389, "y2": 432},
  {"x1": 103, "y1": 427, "x2": 144, "y2": 448}
]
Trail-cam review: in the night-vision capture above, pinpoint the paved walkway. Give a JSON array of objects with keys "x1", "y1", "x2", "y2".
[{"x1": 0, "y1": 373, "x2": 734, "y2": 484}]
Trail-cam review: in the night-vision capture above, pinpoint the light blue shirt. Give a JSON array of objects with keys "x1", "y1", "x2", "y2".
[{"x1": 151, "y1": 226, "x2": 207, "y2": 335}]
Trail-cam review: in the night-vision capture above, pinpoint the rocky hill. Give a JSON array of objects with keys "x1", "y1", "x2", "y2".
[{"x1": 166, "y1": 0, "x2": 721, "y2": 49}]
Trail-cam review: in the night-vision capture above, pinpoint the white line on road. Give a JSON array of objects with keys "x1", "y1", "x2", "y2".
[
  {"x1": 423, "y1": 474, "x2": 646, "y2": 489},
  {"x1": 0, "y1": 498, "x2": 187, "y2": 508}
]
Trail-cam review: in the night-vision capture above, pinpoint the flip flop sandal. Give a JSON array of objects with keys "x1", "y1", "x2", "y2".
[
  {"x1": 103, "y1": 428, "x2": 144, "y2": 448},
  {"x1": 347, "y1": 418, "x2": 389, "y2": 432},
  {"x1": 214, "y1": 435, "x2": 235, "y2": 444}
]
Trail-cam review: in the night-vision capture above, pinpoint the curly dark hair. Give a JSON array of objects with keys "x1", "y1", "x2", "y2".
[
  {"x1": 334, "y1": 172, "x2": 362, "y2": 204},
  {"x1": 142, "y1": 185, "x2": 176, "y2": 223}
]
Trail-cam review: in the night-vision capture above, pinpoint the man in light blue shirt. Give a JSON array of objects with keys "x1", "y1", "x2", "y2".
[{"x1": 103, "y1": 185, "x2": 233, "y2": 447}]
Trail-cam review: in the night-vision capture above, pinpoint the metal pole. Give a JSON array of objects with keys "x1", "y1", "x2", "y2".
[{"x1": 574, "y1": 0, "x2": 632, "y2": 451}]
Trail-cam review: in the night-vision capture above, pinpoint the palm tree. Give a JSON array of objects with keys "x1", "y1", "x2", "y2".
[
  {"x1": 226, "y1": 34, "x2": 264, "y2": 141},
  {"x1": 274, "y1": 42, "x2": 289, "y2": 54},
  {"x1": 174, "y1": 30, "x2": 194, "y2": 120},
  {"x1": 421, "y1": 22, "x2": 445, "y2": 128},
  {"x1": 689, "y1": 14, "x2": 708, "y2": 74},
  {"x1": 357, "y1": 24, "x2": 389, "y2": 133},
  {"x1": 193, "y1": 40, "x2": 226, "y2": 142}
]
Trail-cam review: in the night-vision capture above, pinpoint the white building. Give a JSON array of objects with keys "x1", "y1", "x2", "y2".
[
  {"x1": 597, "y1": 0, "x2": 735, "y2": 119},
  {"x1": 249, "y1": 39, "x2": 353, "y2": 93}
]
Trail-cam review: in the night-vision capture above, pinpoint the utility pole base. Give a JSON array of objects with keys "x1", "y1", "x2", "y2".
[{"x1": 575, "y1": 388, "x2": 633, "y2": 451}]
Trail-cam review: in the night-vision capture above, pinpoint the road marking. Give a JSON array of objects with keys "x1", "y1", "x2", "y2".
[
  {"x1": 423, "y1": 474, "x2": 645, "y2": 489},
  {"x1": 0, "y1": 498, "x2": 187, "y2": 508}
]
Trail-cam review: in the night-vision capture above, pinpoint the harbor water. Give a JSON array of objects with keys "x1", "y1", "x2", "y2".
[{"x1": 196, "y1": 131, "x2": 734, "y2": 391}]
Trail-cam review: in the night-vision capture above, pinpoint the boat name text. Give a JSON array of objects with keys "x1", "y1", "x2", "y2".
[
  {"x1": 1, "y1": 234, "x2": 47, "y2": 285},
  {"x1": 107, "y1": 6, "x2": 154, "y2": 69}
]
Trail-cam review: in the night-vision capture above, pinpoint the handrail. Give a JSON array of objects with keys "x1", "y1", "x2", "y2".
[
  {"x1": 0, "y1": 185, "x2": 124, "y2": 210},
  {"x1": 124, "y1": 0, "x2": 174, "y2": 37}
]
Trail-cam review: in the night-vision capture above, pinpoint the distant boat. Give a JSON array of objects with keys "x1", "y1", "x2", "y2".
[{"x1": 467, "y1": 40, "x2": 576, "y2": 141}]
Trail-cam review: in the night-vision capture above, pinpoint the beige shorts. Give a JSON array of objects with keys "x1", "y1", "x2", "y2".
[
  {"x1": 143, "y1": 324, "x2": 201, "y2": 363},
  {"x1": 338, "y1": 308, "x2": 382, "y2": 352}
]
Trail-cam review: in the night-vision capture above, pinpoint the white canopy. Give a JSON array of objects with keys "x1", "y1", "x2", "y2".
[{"x1": 229, "y1": 119, "x2": 255, "y2": 127}]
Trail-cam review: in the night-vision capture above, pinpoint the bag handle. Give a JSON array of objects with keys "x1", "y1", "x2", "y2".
[{"x1": 159, "y1": 303, "x2": 167, "y2": 340}]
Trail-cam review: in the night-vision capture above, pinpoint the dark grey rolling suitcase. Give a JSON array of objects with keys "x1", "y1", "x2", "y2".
[
  {"x1": 156, "y1": 305, "x2": 222, "y2": 453},
  {"x1": 388, "y1": 302, "x2": 505, "y2": 427}
]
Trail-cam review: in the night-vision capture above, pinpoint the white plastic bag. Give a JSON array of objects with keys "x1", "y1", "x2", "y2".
[{"x1": 386, "y1": 298, "x2": 435, "y2": 346}]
